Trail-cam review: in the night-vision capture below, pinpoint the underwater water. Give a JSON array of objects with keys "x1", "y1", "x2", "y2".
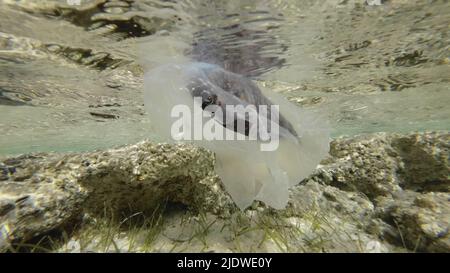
[
  {"x1": 0, "y1": 0, "x2": 449, "y2": 155},
  {"x1": 0, "y1": 0, "x2": 449, "y2": 254}
]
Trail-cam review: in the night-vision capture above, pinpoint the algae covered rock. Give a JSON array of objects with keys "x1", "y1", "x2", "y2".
[
  {"x1": 0, "y1": 141, "x2": 232, "y2": 251},
  {"x1": 0, "y1": 132, "x2": 448, "y2": 252},
  {"x1": 316, "y1": 132, "x2": 449, "y2": 252}
]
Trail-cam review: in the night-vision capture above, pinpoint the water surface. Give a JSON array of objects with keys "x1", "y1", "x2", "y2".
[{"x1": 0, "y1": 0, "x2": 449, "y2": 154}]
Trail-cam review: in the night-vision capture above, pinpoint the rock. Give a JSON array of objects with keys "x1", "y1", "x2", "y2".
[
  {"x1": 0, "y1": 132, "x2": 448, "y2": 252},
  {"x1": 375, "y1": 192, "x2": 449, "y2": 252},
  {"x1": 325, "y1": 132, "x2": 449, "y2": 199},
  {"x1": 316, "y1": 132, "x2": 449, "y2": 252},
  {"x1": 326, "y1": 133, "x2": 403, "y2": 198},
  {"x1": 0, "y1": 141, "x2": 231, "y2": 251},
  {"x1": 0, "y1": 155, "x2": 87, "y2": 251},
  {"x1": 392, "y1": 134, "x2": 449, "y2": 192}
]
